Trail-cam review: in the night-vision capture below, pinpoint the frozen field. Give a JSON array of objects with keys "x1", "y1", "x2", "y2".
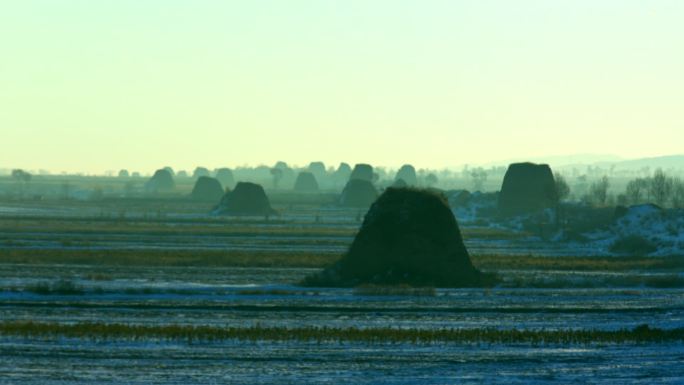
[{"x1": 0, "y1": 199, "x2": 683, "y2": 383}]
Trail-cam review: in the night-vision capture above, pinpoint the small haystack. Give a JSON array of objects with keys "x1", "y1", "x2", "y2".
[
  {"x1": 215, "y1": 168, "x2": 235, "y2": 188},
  {"x1": 395, "y1": 164, "x2": 417, "y2": 186},
  {"x1": 145, "y1": 169, "x2": 175, "y2": 192},
  {"x1": 350, "y1": 163, "x2": 374, "y2": 182},
  {"x1": 294, "y1": 172, "x2": 319, "y2": 192},
  {"x1": 191, "y1": 176, "x2": 224, "y2": 202},
  {"x1": 340, "y1": 179, "x2": 378, "y2": 207},
  {"x1": 214, "y1": 182, "x2": 277, "y2": 216}
]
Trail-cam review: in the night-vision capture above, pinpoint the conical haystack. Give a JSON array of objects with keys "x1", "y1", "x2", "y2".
[
  {"x1": 214, "y1": 182, "x2": 277, "y2": 216},
  {"x1": 498, "y1": 162, "x2": 558, "y2": 216},
  {"x1": 350, "y1": 163, "x2": 373, "y2": 182},
  {"x1": 145, "y1": 169, "x2": 175, "y2": 192},
  {"x1": 191, "y1": 176, "x2": 224, "y2": 202},
  {"x1": 305, "y1": 188, "x2": 490, "y2": 287},
  {"x1": 340, "y1": 179, "x2": 378, "y2": 207},
  {"x1": 395, "y1": 164, "x2": 417, "y2": 186},
  {"x1": 294, "y1": 172, "x2": 319, "y2": 192}
]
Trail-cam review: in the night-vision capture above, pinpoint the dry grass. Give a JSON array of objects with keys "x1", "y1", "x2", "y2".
[{"x1": 1, "y1": 321, "x2": 681, "y2": 345}]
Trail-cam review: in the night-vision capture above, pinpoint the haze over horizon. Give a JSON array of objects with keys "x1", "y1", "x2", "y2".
[{"x1": 2, "y1": 1, "x2": 683, "y2": 174}]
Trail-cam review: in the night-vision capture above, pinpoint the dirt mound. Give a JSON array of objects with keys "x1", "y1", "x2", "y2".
[
  {"x1": 306, "y1": 188, "x2": 491, "y2": 287},
  {"x1": 213, "y1": 182, "x2": 277, "y2": 216},
  {"x1": 191, "y1": 176, "x2": 224, "y2": 202},
  {"x1": 340, "y1": 179, "x2": 378, "y2": 207},
  {"x1": 145, "y1": 169, "x2": 175, "y2": 192},
  {"x1": 294, "y1": 172, "x2": 319, "y2": 192},
  {"x1": 395, "y1": 164, "x2": 417, "y2": 186},
  {"x1": 498, "y1": 162, "x2": 558, "y2": 216}
]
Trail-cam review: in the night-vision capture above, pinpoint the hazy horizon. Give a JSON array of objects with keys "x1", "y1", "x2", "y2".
[{"x1": 3, "y1": 1, "x2": 683, "y2": 173}]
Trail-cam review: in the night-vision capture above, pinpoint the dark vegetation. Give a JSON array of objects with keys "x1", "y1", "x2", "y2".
[
  {"x1": 1, "y1": 321, "x2": 682, "y2": 345},
  {"x1": 609, "y1": 235, "x2": 658, "y2": 255}
]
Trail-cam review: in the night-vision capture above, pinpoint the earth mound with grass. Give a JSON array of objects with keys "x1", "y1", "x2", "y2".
[
  {"x1": 305, "y1": 188, "x2": 493, "y2": 287},
  {"x1": 498, "y1": 162, "x2": 558, "y2": 216},
  {"x1": 213, "y1": 182, "x2": 277, "y2": 216}
]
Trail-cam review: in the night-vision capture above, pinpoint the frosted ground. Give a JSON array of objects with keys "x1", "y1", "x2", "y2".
[{"x1": 0, "y1": 197, "x2": 682, "y2": 384}]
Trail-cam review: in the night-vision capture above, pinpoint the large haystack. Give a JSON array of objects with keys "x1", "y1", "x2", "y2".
[
  {"x1": 145, "y1": 169, "x2": 175, "y2": 192},
  {"x1": 214, "y1": 182, "x2": 276, "y2": 216},
  {"x1": 191, "y1": 176, "x2": 224, "y2": 202},
  {"x1": 294, "y1": 172, "x2": 319, "y2": 192},
  {"x1": 395, "y1": 164, "x2": 417, "y2": 186},
  {"x1": 350, "y1": 163, "x2": 374, "y2": 182},
  {"x1": 305, "y1": 188, "x2": 489, "y2": 287},
  {"x1": 498, "y1": 162, "x2": 558, "y2": 216},
  {"x1": 340, "y1": 179, "x2": 378, "y2": 207},
  {"x1": 215, "y1": 168, "x2": 235, "y2": 188}
]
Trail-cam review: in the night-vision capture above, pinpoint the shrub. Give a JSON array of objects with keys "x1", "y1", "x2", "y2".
[{"x1": 609, "y1": 235, "x2": 657, "y2": 255}]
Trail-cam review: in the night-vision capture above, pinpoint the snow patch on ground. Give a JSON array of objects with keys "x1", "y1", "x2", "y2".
[{"x1": 587, "y1": 204, "x2": 684, "y2": 256}]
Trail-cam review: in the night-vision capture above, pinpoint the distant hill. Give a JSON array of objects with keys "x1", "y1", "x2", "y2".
[
  {"x1": 485, "y1": 154, "x2": 624, "y2": 168},
  {"x1": 484, "y1": 154, "x2": 684, "y2": 172},
  {"x1": 613, "y1": 155, "x2": 684, "y2": 170}
]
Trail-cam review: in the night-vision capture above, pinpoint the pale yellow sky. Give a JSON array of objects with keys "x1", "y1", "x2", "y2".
[{"x1": 1, "y1": 1, "x2": 683, "y2": 174}]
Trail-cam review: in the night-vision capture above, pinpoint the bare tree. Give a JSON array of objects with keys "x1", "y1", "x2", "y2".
[
  {"x1": 649, "y1": 169, "x2": 673, "y2": 206},
  {"x1": 589, "y1": 176, "x2": 609, "y2": 206},
  {"x1": 554, "y1": 174, "x2": 570, "y2": 202},
  {"x1": 625, "y1": 177, "x2": 649, "y2": 205},
  {"x1": 425, "y1": 173, "x2": 438, "y2": 187},
  {"x1": 270, "y1": 168, "x2": 283, "y2": 189},
  {"x1": 469, "y1": 168, "x2": 487, "y2": 192},
  {"x1": 11, "y1": 169, "x2": 32, "y2": 183},
  {"x1": 671, "y1": 178, "x2": 684, "y2": 208}
]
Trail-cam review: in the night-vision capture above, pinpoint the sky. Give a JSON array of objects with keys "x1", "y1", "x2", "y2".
[{"x1": 1, "y1": 1, "x2": 683, "y2": 174}]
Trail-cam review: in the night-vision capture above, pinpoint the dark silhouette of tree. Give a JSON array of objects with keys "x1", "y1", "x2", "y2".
[
  {"x1": 649, "y1": 169, "x2": 673, "y2": 206},
  {"x1": 270, "y1": 168, "x2": 283, "y2": 189},
  {"x1": 672, "y1": 178, "x2": 684, "y2": 208},
  {"x1": 589, "y1": 176, "x2": 610, "y2": 206},
  {"x1": 11, "y1": 169, "x2": 31, "y2": 183},
  {"x1": 554, "y1": 173, "x2": 570, "y2": 201},
  {"x1": 625, "y1": 177, "x2": 649, "y2": 205},
  {"x1": 469, "y1": 168, "x2": 487, "y2": 192},
  {"x1": 425, "y1": 173, "x2": 438, "y2": 187}
]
